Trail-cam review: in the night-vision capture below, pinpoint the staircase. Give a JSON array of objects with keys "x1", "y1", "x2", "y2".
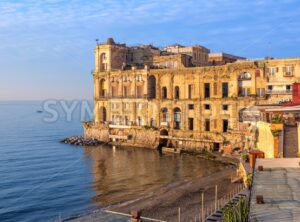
[{"x1": 283, "y1": 126, "x2": 298, "y2": 157}]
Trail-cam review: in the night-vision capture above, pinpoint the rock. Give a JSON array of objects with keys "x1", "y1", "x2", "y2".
[{"x1": 61, "y1": 135, "x2": 103, "y2": 146}]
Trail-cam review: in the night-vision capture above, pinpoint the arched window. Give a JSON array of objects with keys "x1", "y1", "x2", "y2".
[
  {"x1": 99, "y1": 79, "x2": 106, "y2": 97},
  {"x1": 147, "y1": 75, "x2": 156, "y2": 99},
  {"x1": 173, "y1": 107, "x2": 181, "y2": 129},
  {"x1": 99, "y1": 53, "x2": 107, "y2": 71},
  {"x1": 161, "y1": 108, "x2": 169, "y2": 122},
  {"x1": 174, "y1": 86, "x2": 180, "y2": 99},
  {"x1": 162, "y1": 87, "x2": 167, "y2": 99},
  {"x1": 99, "y1": 106, "x2": 106, "y2": 122},
  {"x1": 238, "y1": 72, "x2": 251, "y2": 80}
]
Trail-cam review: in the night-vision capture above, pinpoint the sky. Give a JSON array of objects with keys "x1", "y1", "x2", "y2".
[{"x1": 0, "y1": 0, "x2": 300, "y2": 100}]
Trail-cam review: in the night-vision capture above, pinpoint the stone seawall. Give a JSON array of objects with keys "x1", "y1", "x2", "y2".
[
  {"x1": 83, "y1": 122, "x2": 245, "y2": 152},
  {"x1": 83, "y1": 122, "x2": 159, "y2": 149}
]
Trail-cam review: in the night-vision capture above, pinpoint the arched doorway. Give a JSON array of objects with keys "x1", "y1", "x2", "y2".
[
  {"x1": 158, "y1": 129, "x2": 169, "y2": 150},
  {"x1": 99, "y1": 106, "x2": 106, "y2": 122},
  {"x1": 173, "y1": 107, "x2": 181, "y2": 129},
  {"x1": 147, "y1": 75, "x2": 156, "y2": 99}
]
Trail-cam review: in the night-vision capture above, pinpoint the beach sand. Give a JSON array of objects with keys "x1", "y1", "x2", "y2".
[{"x1": 109, "y1": 166, "x2": 239, "y2": 222}]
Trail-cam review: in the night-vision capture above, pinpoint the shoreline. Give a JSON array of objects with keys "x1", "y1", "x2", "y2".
[
  {"x1": 67, "y1": 165, "x2": 239, "y2": 222},
  {"x1": 108, "y1": 167, "x2": 238, "y2": 221}
]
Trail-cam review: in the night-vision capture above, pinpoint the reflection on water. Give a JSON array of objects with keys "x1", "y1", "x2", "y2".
[
  {"x1": 0, "y1": 102, "x2": 225, "y2": 222},
  {"x1": 83, "y1": 145, "x2": 224, "y2": 207}
]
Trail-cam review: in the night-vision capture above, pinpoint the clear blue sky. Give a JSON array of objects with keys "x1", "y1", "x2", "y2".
[{"x1": 1, "y1": 0, "x2": 300, "y2": 100}]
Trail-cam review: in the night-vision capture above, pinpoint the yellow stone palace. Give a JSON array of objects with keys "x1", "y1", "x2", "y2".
[{"x1": 83, "y1": 38, "x2": 300, "y2": 152}]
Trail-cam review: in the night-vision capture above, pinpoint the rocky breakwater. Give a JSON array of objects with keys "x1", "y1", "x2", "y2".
[{"x1": 61, "y1": 136, "x2": 103, "y2": 146}]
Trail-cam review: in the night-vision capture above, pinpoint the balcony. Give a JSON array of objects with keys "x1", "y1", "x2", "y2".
[
  {"x1": 109, "y1": 124, "x2": 132, "y2": 129},
  {"x1": 283, "y1": 72, "x2": 294, "y2": 77},
  {"x1": 238, "y1": 77, "x2": 251, "y2": 81},
  {"x1": 266, "y1": 90, "x2": 292, "y2": 94},
  {"x1": 160, "y1": 121, "x2": 169, "y2": 127},
  {"x1": 95, "y1": 94, "x2": 148, "y2": 100}
]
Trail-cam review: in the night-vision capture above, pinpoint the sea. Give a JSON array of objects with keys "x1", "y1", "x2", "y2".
[{"x1": 0, "y1": 101, "x2": 223, "y2": 222}]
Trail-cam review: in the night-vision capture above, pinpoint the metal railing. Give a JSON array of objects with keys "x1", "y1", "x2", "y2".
[
  {"x1": 266, "y1": 89, "x2": 292, "y2": 94},
  {"x1": 95, "y1": 94, "x2": 149, "y2": 99}
]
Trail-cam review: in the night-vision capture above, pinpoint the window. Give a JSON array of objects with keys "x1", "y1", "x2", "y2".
[
  {"x1": 239, "y1": 88, "x2": 250, "y2": 97},
  {"x1": 174, "y1": 86, "x2": 180, "y2": 99},
  {"x1": 162, "y1": 87, "x2": 167, "y2": 99},
  {"x1": 204, "y1": 83, "x2": 210, "y2": 98},
  {"x1": 238, "y1": 72, "x2": 251, "y2": 80},
  {"x1": 188, "y1": 85, "x2": 193, "y2": 99},
  {"x1": 255, "y1": 69, "x2": 260, "y2": 77},
  {"x1": 125, "y1": 116, "x2": 130, "y2": 125},
  {"x1": 269, "y1": 67, "x2": 275, "y2": 76},
  {"x1": 123, "y1": 76, "x2": 128, "y2": 82},
  {"x1": 173, "y1": 61, "x2": 177, "y2": 69},
  {"x1": 111, "y1": 86, "x2": 118, "y2": 97},
  {"x1": 285, "y1": 66, "x2": 293, "y2": 75},
  {"x1": 205, "y1": 119, "x2": 210, "y2": 131},
  {"x1": 123, "y1": 86, "x2": 130, "y2": 97},
  {"x1": 136, "y1": 75, "x2": 143, "y2": 81},
  {"x1": 137, "y1": 116, "x2": 142, "y2": 126},
  {"x1": 286, "y1": 85, "x2": 291, "y2": 91},
  {"x1": 222, "y1": 82, "x2": 228, "y2": 98},
  {"x1": 150, "y1": 118, "x2": 155, "y2": 127},
  {"x1": 222, "y1": 104, "x2": 228, "y2": 110},
  {"x1": 137, "y1": 86, "x2": 143, "y2": 98},
  {"x1": 257, "y1": 88, "x2": 265, "y2": 97},
  {"x1": 173, "y1": 108, "x2": 181, "y2": 129},
  {"x1": 111, "y1": 103, "x2": 117, "y2": 109},
  {"x1": 204, "y1": 104, "x2": 211, "y2": 110},
  {"x1": 188, "y1": 104, "x2": 194, "y2": 110},
  {"x1": 137, "y1": 103, "x2": 142, "y2": 109},
  {"x1": 267, "y1": 85, "x2": 273, "y2": 91},
  {"x1": 188, "y1": 118, "x2": 194, "y2": 130},
  {"x1": 124, "y1": 103, "x2": 129, "y2": 110},
  {"x1": 223, "y1": 119, "x2": 229, "y2": 132},
  {"x1": 162, "y1": 108, "x2": 168, "y2": 122},
  {"x1": 147, "y1": 75, "x2": 156, "y2": 99},
  {"x1": 112, "y1": 115, "x2": 116, "y2": 124}
]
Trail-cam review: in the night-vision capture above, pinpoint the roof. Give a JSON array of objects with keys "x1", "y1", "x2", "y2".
[
  {"x1": 208, "y1": 52, "x2": 246, "y2": 60},
  {"x1": 249, "y1": 158, "x2": 300, "y2": 222}
]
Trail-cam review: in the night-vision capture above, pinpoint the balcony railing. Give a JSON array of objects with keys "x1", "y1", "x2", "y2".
[
  {"x1": 95, "y1": 94, "x2": 148, "y2": 99},
  {"x1": 238, "y1": 77, "x2": 251, "y2": 81},
  {"x1": 160, "y1": 121, "x2": 169, "y2": 127},
  {"x1": 266, "y1": 89, "x2": 292, "y2": 94},
  {"x1": 283, "y1": 72, "x2": 293, "y2": 77}
]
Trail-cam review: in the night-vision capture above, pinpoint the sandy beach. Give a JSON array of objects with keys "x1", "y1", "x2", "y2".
[{"x1": 109, "y1": 166, "x2": 239, "y2": 222}]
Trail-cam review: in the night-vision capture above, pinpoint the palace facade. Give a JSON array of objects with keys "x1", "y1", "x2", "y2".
[{"x1": 83, "y1": 38, "x2": 300, "y2": 152}]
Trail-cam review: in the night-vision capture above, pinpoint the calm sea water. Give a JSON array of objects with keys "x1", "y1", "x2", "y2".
[{"x1": 0, "y1": 101, "x2": 223, "y2": 222}]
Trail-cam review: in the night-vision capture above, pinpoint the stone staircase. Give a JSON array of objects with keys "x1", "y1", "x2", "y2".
[{"x1": 283, "y1": 126, "x2": 298, "y2": 158}]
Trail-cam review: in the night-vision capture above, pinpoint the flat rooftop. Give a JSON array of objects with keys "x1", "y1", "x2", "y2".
[{"x1": 249, "y1": 158, "x2": 300, "y2": 221}]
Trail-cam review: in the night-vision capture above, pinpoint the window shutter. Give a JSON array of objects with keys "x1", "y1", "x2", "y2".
[
  {"x1": 276, "y1": 67, "x2": 279, "y2": 72},
  {"x1": 255, "y1": 69, "x2": 260, "y2": 77},
  {"x1": 282, "y1": 67, "x2": 286, "y2": 73}
]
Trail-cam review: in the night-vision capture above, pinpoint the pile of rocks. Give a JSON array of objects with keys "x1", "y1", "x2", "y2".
[{"x1": 61, "y1": 136, "x2": 103, "y2": 146}]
